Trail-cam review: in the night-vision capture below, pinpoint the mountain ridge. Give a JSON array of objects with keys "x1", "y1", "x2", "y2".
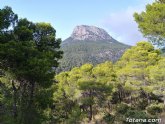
[
  {"x1": 57, "y1": 25, "x2": 130, "y2": 72},
  {"x1": 70, "y1": 25, "x2": 112, "y2": 41}
]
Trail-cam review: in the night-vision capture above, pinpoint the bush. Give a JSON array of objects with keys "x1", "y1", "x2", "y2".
[
  {"x1": 123, "y1": 109, "x2": 156, "y2": 124},
  {"x1": 116, "y1": 103, "x2": 131, "y2": 114},
  {"x1": 146, "y1": 103, "x2": 164, "y2": 115},
  {"x1": 125, "y1": 109, "x2": 148, "y2": 119},
  {"x1": 67, "y1": 106, "x2": 84, "y2": 124},
  {"x1": 103, "y1": 113, "x2": 115, "y2": 124},
  {"x1": 134, "y1": 99, "x2": 148, "y2": 110}
]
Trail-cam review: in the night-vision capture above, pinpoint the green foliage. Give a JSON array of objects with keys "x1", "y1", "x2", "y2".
[
  {"x1": 53, "y1": 41, "x2": 165, "y2": 123},
  {"x1": 134, "y1": 98, "x2": 148, "y2": 110},
  {"x1": 54, "y1": 61, "x2": 114, "y2": 122},
  {"x1": 113, "y1": 103, "x2": 152, "y2": 124},
  {"x1": 124, "y1": 110, "x2": 151, "y2": 124},
  {"x1": 0, "y1": 6, "x2": 62, "y2": 124},
  {"x1": 125, "y1": 109, "x2": 148, "y2": 119},
  {"x1": 14, "y1": 18, "x2": 35, "y2": 41},
  {"x1": 116, "y1": 102, "x2": 131, "y2": 115},
  {"x1": 146, "y1": 103, "x2": 164, "y2": 115},
  {"x1": 0, "y1": 75, "x2": 13, "y2": 124},
  {"x1": 0, "y1": 6, "x2": 17, "y2": 30},
  {"x1": 148, "y1": 57, "x2": 165, "y2": 105},
  {"x1": 1, "y1": 4, "x2": 165, "y2": 124},
  {"x1": 134, "y1": 1, "x2": 165, "y2": 46},
  {"x1": 57, "y1": 40, "x2": 129, "y2": 72},
  {"x1": 116, "y1": 41, "x2": 161, "y2": 97},
  {"x1": 103, "y1": 113, "x2": 115, "y2": 124},
  {"x1": 0, "y1": 6, "x2": 17, "y2": 43},
  {"x1": 67, "y1": 106, "x2": 84, "y2": 124}
]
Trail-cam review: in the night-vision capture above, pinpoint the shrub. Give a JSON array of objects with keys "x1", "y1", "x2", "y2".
[
  {"x1": 146, "y1": 103, "x2": 164, "y2": 115},
  {"x1": 116, "y1": 103, "x2": 131, "y2": 114},
  {"x1": 103, "y1": 113, "x2": 115, "y2": 124}
]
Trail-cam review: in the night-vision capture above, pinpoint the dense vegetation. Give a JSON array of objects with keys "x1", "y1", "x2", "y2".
[
  {"x1": 0, "y1": 6, "x2": 63, "y2": 124},
  {"x1": 57, "y1": 39, "x2": 129, "y2": 72},
  {"x1": 134, "y1": 0, "x2": 165, "y2": 47},
  {"x1": 0, "y1": 0, "x2": 165, "y2": 124},
  {"x1": 54, "y1": 41, "x2": 165, "y2": 123}
]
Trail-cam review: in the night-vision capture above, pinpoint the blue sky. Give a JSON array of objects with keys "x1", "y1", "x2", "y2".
[{"x1": 0, "y1": 0, "x2": 154, "y2": 45}]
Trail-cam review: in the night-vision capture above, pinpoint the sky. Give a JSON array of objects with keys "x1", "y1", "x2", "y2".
[{"x1": 0, "y1": 0, "x2": 154, "y2": 45}]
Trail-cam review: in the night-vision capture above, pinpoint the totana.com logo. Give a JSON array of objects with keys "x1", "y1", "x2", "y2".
[{"x1": 126, "y1": 118, "x2": 161, "y2": 123}]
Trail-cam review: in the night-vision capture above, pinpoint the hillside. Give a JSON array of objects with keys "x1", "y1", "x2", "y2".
[{"x1": 57, "y1": 25, "x2": 130, "y2": 72}]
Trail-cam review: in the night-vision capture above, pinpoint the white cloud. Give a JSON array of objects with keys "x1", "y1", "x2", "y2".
[{"x1": 102, "y1": 0, "x2": 154, "y2": 45}]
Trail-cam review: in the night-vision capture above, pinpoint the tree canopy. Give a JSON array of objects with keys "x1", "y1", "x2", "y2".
[
  {"x1": 0, "y1": 3, "x2": 165, "y2": 124},
  {"x1": 0, "y1": 6, "x2": 63, "y2": 124},
  {"x1": 134, "y1": 1, "x2": 165, "y2": 47}
]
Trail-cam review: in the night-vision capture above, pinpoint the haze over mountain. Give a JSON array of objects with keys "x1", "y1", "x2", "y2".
[{"x1": 57, "y1": 25, "x2": 130, "y2": 72}]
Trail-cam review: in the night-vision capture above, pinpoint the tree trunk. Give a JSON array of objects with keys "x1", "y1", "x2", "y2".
[
  {"x1": 23, "y1": 82, "x2": 35, "y2": 124},
  {"x1": 89, "y1": 90, "x2": 93, "y2": 121},
  {"x1": 146, "y1": 93, "x2": 150, "y2": 104},
  {"x1": 12, "y1": 80, "x2": 17, "y2": 119},
  {"x1": 107, "y1": 101, "x2": 111, "y2": 113},
  {"x1": 163, "y1": 96, "x2": 165, "y2": 111},
  {"x1": 18, "y1": 80, "x2": 28, "y2": 124},
  {"x1": 118, "y1": 91, "x2": 122, "y2": 103},
  {"x1": 29, "y1": 82, "x2": 35, "y2": 108},
  {"x1": 89, "y1": 104, "x2": 92, "y2": 121},
  {"x1": 129, "y1": 93, "x2": 132, "y2": 106}
]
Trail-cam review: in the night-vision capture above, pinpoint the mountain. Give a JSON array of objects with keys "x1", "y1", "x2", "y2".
[
  {"x1": 57, "y1": 25, "x2": 130, "y2": 72},
  {"x1": 70, "y1": 25, "x2": 112, "y2": 41}
]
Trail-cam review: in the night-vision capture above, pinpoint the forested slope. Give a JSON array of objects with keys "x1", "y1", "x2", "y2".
[
  {"x1": 57, "y1": 25, "x2": 130, "y2": 72},
  {"x1": 53, "y1": 41, "x2": 165, "y2": 123}
]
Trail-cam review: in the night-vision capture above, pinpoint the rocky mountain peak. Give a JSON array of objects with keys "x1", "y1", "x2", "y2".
[{"x1": 70, "y1": 25, "x2": 112, "y2": 41}]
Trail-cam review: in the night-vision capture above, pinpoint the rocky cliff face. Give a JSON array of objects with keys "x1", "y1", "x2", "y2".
[
  {"x1": 70, "y1": 25, "x2": 112, "y2": 41},
  {"x1": 57, "y1": 25, "x2": 130, "y2": 72}
]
